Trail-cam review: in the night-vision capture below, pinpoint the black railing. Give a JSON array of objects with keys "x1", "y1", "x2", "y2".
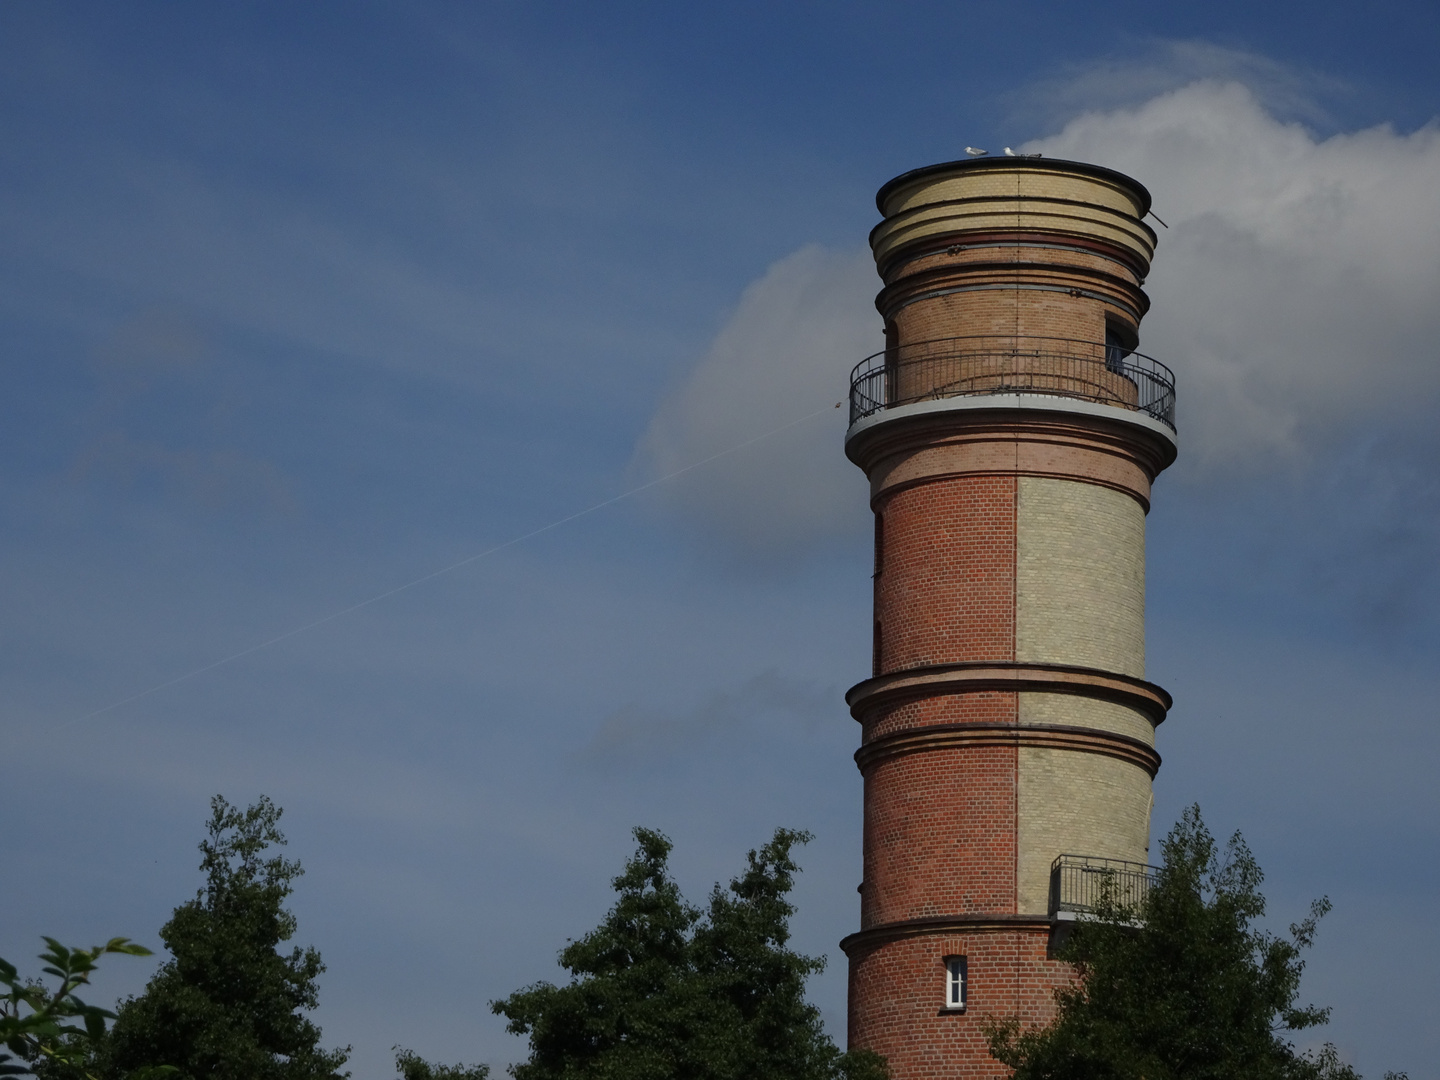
[
  {"x1": 848, "y1": 335, "x2": 1176, "y2": 431},
  {"x1": 1049, "y1": 854, "x2": 1158, "y2": 919}
]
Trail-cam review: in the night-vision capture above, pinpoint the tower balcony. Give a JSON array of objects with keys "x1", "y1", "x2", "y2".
[
  {"x1": 1049, "y1": 854, "x2": 1159, "y2": 921},
  {"x1": 848, "y1": 335, "x2": 1176, "y2": 431}
]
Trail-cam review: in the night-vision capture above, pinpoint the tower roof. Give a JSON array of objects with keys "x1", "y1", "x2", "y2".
[
  {"x1": 871, "y1": 155, "x2": 1158, "y2": 279},
  {"x1": 876, "y1": 156, "x2": 1153, "y2": 217}
]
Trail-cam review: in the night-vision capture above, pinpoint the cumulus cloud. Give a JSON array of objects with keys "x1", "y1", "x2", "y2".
[
  {"x1": 1004, "y1": 41, "x2": 1348, "y2": 131},
  {"x1": 1026, "y1": 81, "x2": 1440, "y2": 468},
  {"x1": 635, "y1": 245, "x2": 879, "y2": 552},
  {"x1": 639, "y1": 75, "x2": 1440, "y2": 555}
]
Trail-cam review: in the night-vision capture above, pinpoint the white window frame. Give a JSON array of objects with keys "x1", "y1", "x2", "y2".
[{"x1": 943, "y1": 955, "x2": 967, "y2": 1011}]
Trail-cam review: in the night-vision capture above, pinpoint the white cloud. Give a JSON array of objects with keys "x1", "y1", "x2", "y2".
[
  {"x1": 1026, "y1": 81, "x2": 1440, "y2": 468},
  {"x1": 1004, "y1": 41, "x2": 1347, "y2": 131},
  {"x1": 634, "y1": 244, "x2": 879, "y2": 552},
  {"x1": 639, "y1": 79, "x2": 1440, "y2": 555}
]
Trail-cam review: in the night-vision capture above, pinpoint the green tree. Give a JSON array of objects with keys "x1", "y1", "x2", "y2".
[
  {"x1": 0, "y1": 937, "x2": 165, "y2": 1080},
  {"x1": 984, "y1": 806, "x2": 1405, "y2": 1080},
  {"x1": 492, "y1": 827, "x2": 887, "y2": 1080},
  {"x1": 97, "y1": 796, "x2": 348, "y2": 1080},
  {"x1": 392, "y1": 1046, "x2": 490, "y2": 1080}
]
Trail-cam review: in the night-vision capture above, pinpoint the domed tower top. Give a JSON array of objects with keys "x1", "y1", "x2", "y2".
[
  {"x1": 872, "y1": 156, "x2": 1155, "y2": 279},
  {"x1": 851, "y1": 156, "x2": 1172, "y2": 445}
]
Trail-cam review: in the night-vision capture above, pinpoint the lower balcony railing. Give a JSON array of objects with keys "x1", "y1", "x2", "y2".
[
  {"x1": 848, "y1": 335, "x2": 1177, "y2": 431},
  {"x1": 1049, "y1": 854, "x2": 1159, "y2": 920}
]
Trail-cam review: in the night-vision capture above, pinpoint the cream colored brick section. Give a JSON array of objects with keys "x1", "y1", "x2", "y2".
[
  {"x1": 1017, "y1": 171, "x2": 1143, "y2": 215},
  {"x1": 872, "y1": 165, "x2": 1156, "y2": 269},
  {"x1": 873, "y1": 205, "x2": 1152, "y2": 268},
  {"x1": 1016, "y1": 476, "x2": 1146, "y2": 678},
  {"x1": 881, "y1": 168, "x2": 1144, "y2": 218},
  {"x1": 1018, "y1": 692, "x2": 1154, "y2": 746},
  {"x1": 1016, "y1": 748, "x2": 1153, "y2": 915}
]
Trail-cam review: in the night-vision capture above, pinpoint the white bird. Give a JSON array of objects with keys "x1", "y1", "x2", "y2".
[
  {"x1": 965, "y1": 146, "x2": 988, "y2": 157},
  {"x1": 1003, "y1": 147, "x2": 1017, "y2": 156}
]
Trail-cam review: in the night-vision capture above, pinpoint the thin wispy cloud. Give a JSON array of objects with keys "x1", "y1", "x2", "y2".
[{"x1": 1004, "y1": 40, "x2": 1351, "y2": 131}]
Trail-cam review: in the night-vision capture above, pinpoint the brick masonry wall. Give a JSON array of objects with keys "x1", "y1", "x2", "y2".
[
  {"x1": 894, "y1": 242, "x2": 1139, "y2": 286},
  {"x1": 1016, "y1": 748, "x2": 1153, "y2": 914},
  {"x1": 857, "y1": 444, "x2": 1157, "y2": 1072},
  {"x1": 863, "y1": 419, "x2": 1158, "y2": 513},
  {"x1": 863, "y1": 691, "x2": 1019, "y2": 742},
  {"x1": 892, "y1": 289, "x2": 1107, "y2": 363},
  {"x1": 1017, "y1": 692, "x2": 1154, "y2": 744},
  {"x1": 874, "y1": 474, "x2": 1016, "y2": 674},
  {"x1": 1016, "y1": 476, "x2": 1146, "y2": 678},
  {"x1": 848, "y1": 928, "x2": 1073, "y2": 1080},
  {"x1": 861, "y1": 745, "x2": 1018, "y2": 928}
]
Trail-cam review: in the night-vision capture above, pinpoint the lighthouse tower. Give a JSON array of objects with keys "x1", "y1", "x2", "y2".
[{"x1": 841, "y1": 157, "x2": 1177, "y2": 1078}]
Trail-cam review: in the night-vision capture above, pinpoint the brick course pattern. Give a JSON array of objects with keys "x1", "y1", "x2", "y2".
[
  {"x1": 861, "y1": 745, "x2": 1018, "y2": 927},
  {"x1": 1016, "y1": 748, "x2": 1152, "y2": 914},
  {"x1": 1016, "y1": 476, "x2": 1146, "y2": 679},
  {"x1": 891, "y1": 290, "x2": 1124, "y2": 367},
  {"x1": 874, "y1": 475, "x2": 1017, "y2": 674},
  {"x1": 1017, "y1": 692, "x2": 1154, "y2": 744}
]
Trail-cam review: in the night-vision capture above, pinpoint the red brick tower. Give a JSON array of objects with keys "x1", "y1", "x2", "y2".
[{"x1": 841, "y1": 156, "x2": 1177, "y2": 1077}]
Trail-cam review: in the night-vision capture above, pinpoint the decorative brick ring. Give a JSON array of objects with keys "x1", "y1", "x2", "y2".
[
  {"x1": 853, "y1": 721, "x2": 1162, "y2": 779},
  {"x1": 845, "y1": 660, "x2": 1172, "y2": 726}
]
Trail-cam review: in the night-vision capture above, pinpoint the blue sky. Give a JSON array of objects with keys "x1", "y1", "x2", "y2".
[{"x1": 3, "y1": 2, "x2": 1438, "y2": 1077}]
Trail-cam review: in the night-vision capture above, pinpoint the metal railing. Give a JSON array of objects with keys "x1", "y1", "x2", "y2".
[
  {"x1": 1049, "y1": 854, "x2": 1158, "y2": 919},
  {"x1": 848, "y1": 335, "x2": 1176, "y2": 431}
]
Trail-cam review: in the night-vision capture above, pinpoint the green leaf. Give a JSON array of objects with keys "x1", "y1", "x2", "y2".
[{"x1": 103, "y1": 939, "x2": 154, "y2": 958}]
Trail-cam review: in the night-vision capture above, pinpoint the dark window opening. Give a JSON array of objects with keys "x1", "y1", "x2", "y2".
[
  {"x1": 873, "y1": 513, "x2": 884, "y2": 579},
  {"x1": 872, "y1": 621, "x2": 882, "y2": 677},
  {"x1": 1104, "y1": 325, "x2": 1133, "y2": 375}
]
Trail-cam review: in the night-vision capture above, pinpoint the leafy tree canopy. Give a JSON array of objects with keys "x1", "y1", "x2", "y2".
[
  {"x1": 393, "y1": 1046, "x2": 490, "y2": 1080},
  {"x1": 985, "y1": 806, "x2": 1406, "y2": 1080},
  {"x1": 97, "y1": 796, "x2": 349, "y2": 1080},
  {"x1": 492, "y1": 827, "x2": 887, "y2": 1080},
  {"x1": 0, "y1": 937, "x2": 166, "y2": 1080}
]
